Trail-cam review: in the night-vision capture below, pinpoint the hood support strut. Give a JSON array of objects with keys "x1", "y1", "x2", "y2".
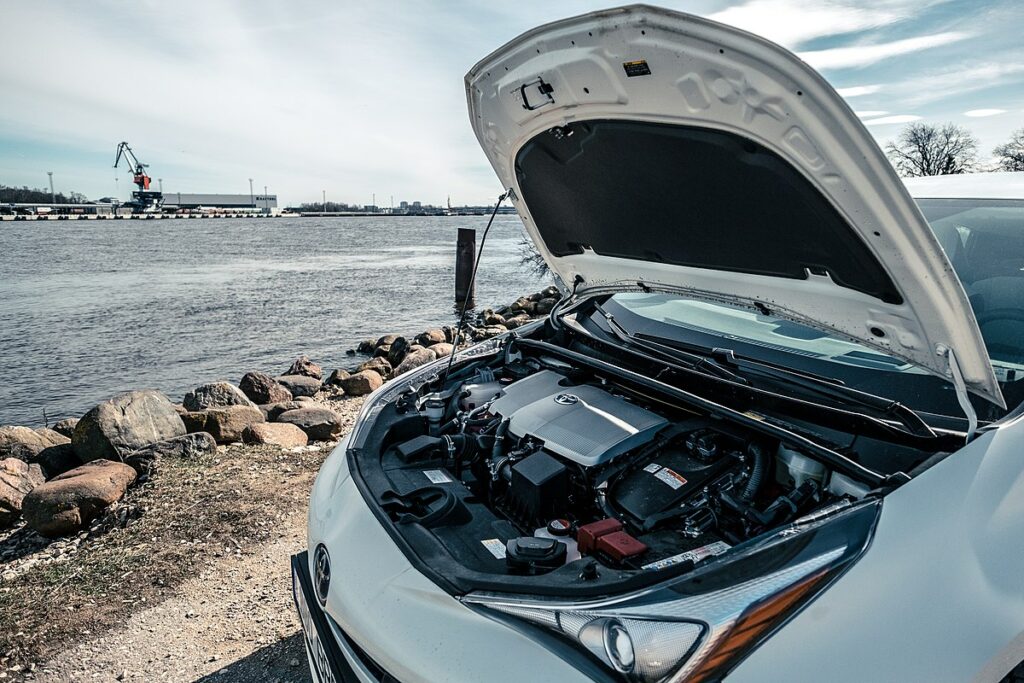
[{"x1": 941, "y1": 345, "x2": 978, "y2": 441}]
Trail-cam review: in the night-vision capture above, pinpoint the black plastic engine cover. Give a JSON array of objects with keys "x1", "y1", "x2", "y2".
[
  {"x1": 506, "y1": 451, "x2": 568, "y2": 527},
  {"x1": 612, "y1": 447, "x2": 736, "y2": 530}
]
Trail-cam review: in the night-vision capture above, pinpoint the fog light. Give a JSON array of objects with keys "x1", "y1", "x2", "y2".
[{"x1": 605, "y1": 620, "x2": 635, "y2": 673}]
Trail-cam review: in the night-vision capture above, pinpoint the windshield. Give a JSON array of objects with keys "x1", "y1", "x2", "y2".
[{"x1": 605, "y1": 198, "x2": 1024, "y2": 416}]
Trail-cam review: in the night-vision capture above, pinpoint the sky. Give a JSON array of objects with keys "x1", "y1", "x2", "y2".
[{"x1": 1, "y1": 0, "x2": 1022, "y2": 206}]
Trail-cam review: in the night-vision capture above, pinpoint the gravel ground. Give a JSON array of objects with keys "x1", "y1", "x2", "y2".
[{"x1": 1, "y1": 395, "x2": 365, "y2": 683}]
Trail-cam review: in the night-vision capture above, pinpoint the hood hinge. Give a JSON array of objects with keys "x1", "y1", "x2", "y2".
[{"x1": 939, "y1": 345, "x2": 977, "y2": 441}]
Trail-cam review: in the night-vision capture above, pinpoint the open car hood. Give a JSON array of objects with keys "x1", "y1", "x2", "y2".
[{"x1": 466, "y1": 5, "x2": 1003, "y2": 407}]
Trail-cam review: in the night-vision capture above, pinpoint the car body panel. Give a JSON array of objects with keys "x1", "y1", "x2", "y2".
[
  {"x1": 465, "y1": 4, "x2": 1002, "y2": 406},
  {"x1": 729, "y1": 415, "x2": 1024, "y2": 682}
]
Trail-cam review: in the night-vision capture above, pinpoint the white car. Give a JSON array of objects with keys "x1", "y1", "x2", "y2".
[{"x1": 293, "y1": 6, "x2": 1024, "y2": 682}]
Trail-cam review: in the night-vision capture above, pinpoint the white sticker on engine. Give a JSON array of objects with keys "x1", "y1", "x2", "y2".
[
  {"x1": 423, "y1": 469, "x2": 452, "y2": 484},
  {"x1": 481, "y1": 538, "x2": 507, "y2": 559},
  {"x1": 654, "y1": 467, "x2": 688, "y2": 489},
  {"x1": 642, "y1": 541, "x2": 732, "y2": 571},
  {"x1": 643, "y1": 463, "x2": 662, "y2": 473}
]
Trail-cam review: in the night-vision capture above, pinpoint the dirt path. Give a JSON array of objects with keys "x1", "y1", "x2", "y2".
[{"x1": 38, "y1": 529, "x2": 311, "y2": 683}]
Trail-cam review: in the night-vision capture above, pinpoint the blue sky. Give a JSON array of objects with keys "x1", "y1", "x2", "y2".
[{"x1": 1, "y1": 0, "x2": 1022, "y2": 206}]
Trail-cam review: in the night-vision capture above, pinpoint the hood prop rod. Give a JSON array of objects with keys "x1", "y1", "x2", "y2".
[{"x1": 940, "y1": 345, "x2": 978, "y2": 441}]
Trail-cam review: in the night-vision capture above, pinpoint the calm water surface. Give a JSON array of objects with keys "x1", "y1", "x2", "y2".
[{"x1": 0, "y1": 216, "x2": 545, "y2": 425}]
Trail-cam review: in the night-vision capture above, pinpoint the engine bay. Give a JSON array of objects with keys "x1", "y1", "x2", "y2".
[{"x1": 359, "y1": 343, "x2": 885, "y2": 590}]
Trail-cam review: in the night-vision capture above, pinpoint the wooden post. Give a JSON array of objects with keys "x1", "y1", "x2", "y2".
[{"x1": 455, "y1": 228, "x2": 476, "y2": 308}]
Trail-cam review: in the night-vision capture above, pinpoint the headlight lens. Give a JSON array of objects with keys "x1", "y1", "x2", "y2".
[{"x1": 467, "y1": 500, "x2": 878, "y2": 682}]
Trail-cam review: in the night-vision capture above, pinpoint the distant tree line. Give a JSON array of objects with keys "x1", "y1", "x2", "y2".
[
  {"x1": 0, "y1": 184, "x2": 89, "y2": 204},
  {"x1": 886, "y1": 123, "x2": 1024, "y2": 176}
]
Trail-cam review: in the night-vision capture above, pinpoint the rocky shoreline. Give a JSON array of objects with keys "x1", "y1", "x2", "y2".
[{"x1": 0, "y1": 285, "x2": 559, "y2": 544}]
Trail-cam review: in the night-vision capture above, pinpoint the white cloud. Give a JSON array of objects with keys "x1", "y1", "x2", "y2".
[
  {"x1": 894, "y1": 60, "x2": 1024, "y2": 105},
  {"x1": 855, "y1": 110, "x2": 889, "y2": 117},
  {"x1": 799, "y1": 31, "x2": 969, "y2": 69},
  {"x1": 836, "y1": 85, "x2": 883, "y2": 97},
  {"x1": 964, "y1": 108, "x2": 1008, "y2": 117},
  {"x1": 862, "y1": 114, "x2": 923, "y2": 125}
]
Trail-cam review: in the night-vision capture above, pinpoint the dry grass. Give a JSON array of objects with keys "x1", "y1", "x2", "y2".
[{"x1": 0, "y1": 442, "x2": 331, "y2": 671}]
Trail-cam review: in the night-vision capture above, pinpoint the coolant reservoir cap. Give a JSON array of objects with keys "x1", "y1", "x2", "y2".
[{"x1": 547, "y1": 518, "x2": 572, "y2": 536}]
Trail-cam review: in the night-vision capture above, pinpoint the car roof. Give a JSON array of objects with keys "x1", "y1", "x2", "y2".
[{"x1": 903, "y1": 171, "x2": 1024, "y2": 199}]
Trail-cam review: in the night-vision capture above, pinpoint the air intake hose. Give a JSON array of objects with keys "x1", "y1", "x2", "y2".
[{"x1": 741, "y1": 442, "x2": 769, "y2": 502}]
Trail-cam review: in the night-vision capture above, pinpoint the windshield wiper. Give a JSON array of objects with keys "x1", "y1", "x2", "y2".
[{"x1": 634, "y1": 332, "x2": 936, "y2": 439}]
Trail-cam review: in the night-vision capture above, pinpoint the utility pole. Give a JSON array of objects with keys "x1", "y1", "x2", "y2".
[
  {"x1": 372, "y1": 193, "x2": 376, "y2": 211},
  {"x1": 47, "y1": 171, "x2": 54, "y2": 204},
  {"x1": 158, "y1": 178, "x2": 163, "y2": 192},
  {"x1": 322, "y1": 189, "x2": 326, "y2": 212},
  {"x1": 249, "y1": 178, "x2": 254, "y2": 208},
  {"x1": 264, "y1": 185, "x2": 268, "y2": 212}
]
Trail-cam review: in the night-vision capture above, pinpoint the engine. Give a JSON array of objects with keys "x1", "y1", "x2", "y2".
[{"x1": 383, "y1": 363, "x2": 850, "y2": 577}]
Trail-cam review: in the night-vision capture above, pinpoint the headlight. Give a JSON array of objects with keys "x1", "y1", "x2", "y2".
[
  {"x1": 466, "y1": 500, "x2": 878, "y2": 682},
  {"x1": 347, "y1": 335, "x2": 507, "y2": 452}
]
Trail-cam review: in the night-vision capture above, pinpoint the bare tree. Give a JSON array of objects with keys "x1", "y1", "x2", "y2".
[
  {"x1": 993, "y1": 128, "x2": 1024, "y2": 172},
  {"x1": 517, "y1": 234, "x2": 550, "y2": 277},
  {"x1": 885, "y1": 122, "x2": 979, "y2": 176}
]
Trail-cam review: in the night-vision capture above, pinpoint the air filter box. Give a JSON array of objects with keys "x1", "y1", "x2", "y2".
[{"x1": 507, "y1": 451, "x2": 568, "y2": 527}]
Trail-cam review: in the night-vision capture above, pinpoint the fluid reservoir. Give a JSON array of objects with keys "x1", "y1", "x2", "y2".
[
  {"x1": 535, "y1": 518, "x2": 581, "y2": 563},
  {"x1": 776, "y1": 445, "x2": 828, "y2": 488},
  {"x1": 828, "y1": 471, "x2": 870, "y2": 499},
  {"x1": 459, "y1": 381, "x2": 505, "y2": 411}
]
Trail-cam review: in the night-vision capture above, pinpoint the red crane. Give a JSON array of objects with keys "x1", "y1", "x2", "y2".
[{"x1": 113, "y1": 141, "x2": 152, "y2": 190}]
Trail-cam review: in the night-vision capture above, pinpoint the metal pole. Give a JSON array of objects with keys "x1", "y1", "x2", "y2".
[
  {"x1": 372, "y1": 193, "x2": 376, "y2": 211},
  {"x1": 249, "y1": 178, "x2": 254, "y2": 208},
  {"x1": 455, "y1": 228, "x2": 476, "y2": 307},
  {"x1": 264, "y1": 185, "x2": 268, "y2": 213},
  {"x1": 322, "y1": 189, "x2": 326, "y2": 212},
  {"x1": 158, "y1": 178, "x2": 163, "y2": 192},
  {"x1": 47, "y1": 171, "x2": 54, "y2": 204}
]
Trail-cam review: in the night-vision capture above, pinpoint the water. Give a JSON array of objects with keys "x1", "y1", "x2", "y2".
[{"x1": 0, "y1": 216, "x2": 546, "y2": 426}]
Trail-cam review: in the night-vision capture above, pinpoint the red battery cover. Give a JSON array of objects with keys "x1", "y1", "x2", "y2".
[
  {"x1": 576, "y1": 518, "x2": 623, "y2": 554},
  {"x1": 596, "y1": 531, "x2": 649, "y2": 562}
]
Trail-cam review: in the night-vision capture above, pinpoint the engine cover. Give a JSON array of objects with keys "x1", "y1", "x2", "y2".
[{"x1": 491, "y1": 370, "x2": 668, "y2": 467}]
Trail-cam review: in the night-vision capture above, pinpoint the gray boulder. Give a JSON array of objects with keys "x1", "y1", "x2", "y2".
[
  {"x1": 260, "y1": 401, "x2": 305, "y2": 421},
  {"x1": 242, "y1": 423, "x2": 309, "y2": 448},
  {"x1": 72, "y1": 390, "x2": 186, "y2": 463},
  {"x1": 386, "y1": 337, "x2": 411, "y2": 367},
  {"x1": 183, "y1": 381, "x2": 256, "y2": 411},
  {"x1": 286, "y1": 356, "x2": 323, "y2": 380},
  {"x1": 239, "y1": 371, "x2": 292, "y2": 404},
  {"x1": 535, "y1": 297, "x2": 558, "y2": 315},
  {"x1": 325, "y1": 369, "x2": 351, "y2": 386},
  {"x1": 394, "y1": 348, "x2": 438, "y2": 376},
  {"x1": 415, "y1": 328, "x2": 446, "y2": 346},
  {"x1": 339, "y1": 370, "x2": 384, "y2": 396},
  {"x1": 0, "y1": 458, "x2": 45, "y2": 526},
  {"x1": 31, "y1": 443, "x2": 80, "y2": 480},
  {"x1": 356, "y1": 339, "x2": 376, "y2": 354},
  {"x1": 431, "y1": 343, "x2": 454, "y2": 358},
  {"x1": 181, "y1": 406, "x2": 264, "y2": 444},
  {"x1": 52, "y1": 418, "x2": 79, "y2": 438},
  {"x1": 276, "y1": 374, "x2": 321, "y2": 397},
  {"x1": 124, "y1": 432, "x2": 217, "y2": 475},
  {"x1": 356, "y1": 357, "x2": 392, "y2": 378},
  {"x1": 22, "y1": 460, "x2": 137, "y2": 537},
  {"x1": 375, "y1": 334, "x2": 399, "y2": 348},
  {"x1": 276, "y1": 408, "x2": 344, "y2": 442}
]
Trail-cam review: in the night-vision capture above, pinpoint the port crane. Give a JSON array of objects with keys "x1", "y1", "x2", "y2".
[{"x1": 113, "y1": 141, "x2": 162, "y2": 211}]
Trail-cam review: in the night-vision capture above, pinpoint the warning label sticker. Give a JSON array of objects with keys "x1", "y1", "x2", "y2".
[
  {"x1": 423, "y1": 469, "x2": 452, "y2": 484},
  {"x1": 481, "y1": 539, "x2": 507, "y2": 559},
  {"x1": 643, "y1": 462, "x2": 662, "y2": 473},
  {"x1": 642, "y1": 541, "x2": 731, "y2": 571},
  {"x1": 654, "y1": 467, "x2": 688, "y2": 490}
]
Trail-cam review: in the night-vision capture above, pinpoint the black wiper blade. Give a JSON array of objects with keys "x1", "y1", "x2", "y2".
[
  {"x1": 637, "y1": 333, "x2": 935, "y2": 439},
  {"x1": 596, "y1": 306, "x2": 747, "y2": 384}
]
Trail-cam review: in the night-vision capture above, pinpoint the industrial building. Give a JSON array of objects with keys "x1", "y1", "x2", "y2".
[{"x1": 159, "y1": 193, "x2": 277, "y2": 210}]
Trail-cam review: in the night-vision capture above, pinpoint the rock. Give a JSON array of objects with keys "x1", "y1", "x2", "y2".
[
  {"x1": 276, "y1": 408, "x2": 344, "y2": 441},
  {"x1": 541, "y1": 285, "x2": 561, "y2": 299},
  {"x1": 123, "y1": 433, "x2": 217, "y2": 475},
  {"x1": 22, "y1": 460, "x2": 137, "y2": 537},
  {"x1": 394, "y1": 348, "x2": 438, "y2": 376},
  {"x1": 52, "y1": 418, "x2": 79, "y2": 438},
  {"x1": 386, "y1": 337, "x2": 410, "y2": 367},
  {"x1": 242, "y1": 423, "x2": 308, "y2": 448},
  {"x1": 0, "y1": 426, "x2": 58, "y2": 460},
  {"x1": 375, "y1": 334, "x2": 399, "y2": 348},
  {"x1": 325, "y1": 369, "x2": 350, "y2": 386},
  {"x1": 295, "y1": 396, "x2": 316, "y2": 404},
  {"x1": 509, "y1": 296, "x2": 532, "y2": 312},
  {"x1": 72, "y1": 391, "x2": 186, "y2": 463},
  {"x1": 181, "y1": 406, "x2": 264, "y2": 444},
  {"x1": 415, "y1": 328, "x2": 447, "y2": 346},
  {"x1": 183, "y1": 381, "x2": 256, "y2": 411},
  {"x1": 528, "y1": 292, "x2": 544, "y2": 302},
  {"x1": 483, "y1": 312, "x2": 506, "y2": 326},
  {"x1": 285, "y1": 356, "x2": 322, "y2": 380},
  {"x1": 239, "y1": 372, "x2": 292, "y2": 404},
  {"x1": 356, "y1": 339, "x2": 376, "y2": 354},
  {"x1": 30, "y1": 443, "x2": 80, "y2": 480},
  {"x1": 535, "y1": 297, "x2": 558, "y2": 315},
  {"x1": 503, "y1": 314, "x2": 532, "y2": 330},
  {"x1": 276, "y1": 374, "x2": 321, "y2": 398},
  {"x1": 373, "y1": 344, "x2": 391, "y2": 358},
  {"x1": 0, "y1": 458, "x2": 45, "y2": 526},
  {"x1": 431, "y1": 342, "x2": 454, "y2": 358},
  {"x1": 474, "y1": 325, "x2": 508, "y2": 341},
  {"x1": 356, "y1": 357, "x2": 392, "y2": 378},
  {"x1": 260, "y1": 401, "x2": 305, "y2": 421},
  {"x1": 339, "y1": 370, "x2": 384, "y2": 396},
  {"x1": 173, "y1": 403, "x2": 188, "y2": 416}
]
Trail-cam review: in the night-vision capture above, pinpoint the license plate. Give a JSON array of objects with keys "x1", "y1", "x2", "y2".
[{"x1": 293, "y1": 567, "x2": 339, "y2": 683}]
